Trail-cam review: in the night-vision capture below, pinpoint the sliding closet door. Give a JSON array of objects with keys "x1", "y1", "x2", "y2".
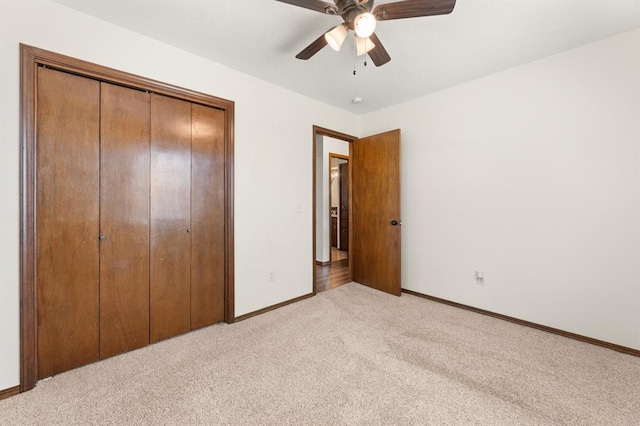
[
  {"x1": 36, "y1": 67, "x2": 100, "y2": 378},
  {"x1": 150, "y1": 94, "x2": 192, "y2": 343},
  {"x1": 191, "y1": 104, "x2": 226, "y2": 328},
  {"x1": 99, "y1": 83, "x2": 151, "y2": 358}
]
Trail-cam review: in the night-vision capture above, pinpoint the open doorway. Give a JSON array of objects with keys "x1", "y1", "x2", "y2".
[
  {"x1": 312, "y1": 126, "x2": 402, "y2": 296},
  {"x1": 313, "y1": 127, "x2": 355, "y2": 293},
  {"x1": 330, "y1": 154, "x2": 349, "y2": 262}
]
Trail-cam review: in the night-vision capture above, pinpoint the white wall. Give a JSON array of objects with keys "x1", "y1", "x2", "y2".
[
  {"x1": 315, "y1": 136, "x2": 349, "y2": 262},
  {"x1": 0, "y1": 0, "x2": 359, "y2": 390},
  {"x1": 360, "y1": 29, "x2": 640, "y2": 350}
]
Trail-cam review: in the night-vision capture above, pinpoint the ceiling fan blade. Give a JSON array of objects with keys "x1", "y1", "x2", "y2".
[
  {"x1": 368, "y1": 33, "x2": 391, "y2": 66},
  {"x1": 296, "y1": 32, "x2": 329, "y2": 60},
  {"x1": 275, "y1": 0, "x2": 339, "y2": 15},
  {"x1": 373, "y1": 0, "x2": 456, "y2": 21}
]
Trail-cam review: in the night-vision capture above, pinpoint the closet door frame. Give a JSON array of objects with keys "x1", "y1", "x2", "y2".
[{"x1": 19, "y1": 44, "x2": 235, "y2": 393}]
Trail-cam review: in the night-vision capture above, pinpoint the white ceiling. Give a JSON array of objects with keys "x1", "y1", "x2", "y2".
[{"x1": 50, "y1": 0, "x2": 640, "y2": 114}]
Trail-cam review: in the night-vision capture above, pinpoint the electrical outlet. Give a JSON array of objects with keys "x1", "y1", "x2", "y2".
[
  {"x1": 268, "y1": 271, "x2": 275, "y2": 282},
  {"x1": 475, "y1": 271, "x2": 484, "y2": 286}
]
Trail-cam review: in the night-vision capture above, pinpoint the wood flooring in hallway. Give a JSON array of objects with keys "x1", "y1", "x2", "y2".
[{"x1": 315, "y1": 247, "x2": 349, "y2": 293}]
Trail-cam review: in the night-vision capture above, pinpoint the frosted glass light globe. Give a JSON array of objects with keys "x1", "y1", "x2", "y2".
[
  {"x1": 354, "y1": 13, "x2": 376, "y2": 38},
  {"x1": 355, "y1": 36, "x2": 375, "y2": 56},
  {"x1": 325, "y1": 24, "x2": 348, "y2": 51}
]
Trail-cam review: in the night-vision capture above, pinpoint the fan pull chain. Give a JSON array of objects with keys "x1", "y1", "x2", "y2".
[
  {"x1": 353, "y1": 40, "x2": 357, "y2": 75},
  {"x1": 364, "y1": 38, "x2": 368, "y2": 67}
]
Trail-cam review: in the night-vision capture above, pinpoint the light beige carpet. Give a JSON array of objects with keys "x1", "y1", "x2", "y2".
[{"x1": 1, "y1": 282, "x2": 639, "y2": 425}]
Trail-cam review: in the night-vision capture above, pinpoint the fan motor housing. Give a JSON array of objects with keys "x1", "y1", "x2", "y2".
[{"x1": 336, "y1": 0, "x2": 375, "y2": 29}]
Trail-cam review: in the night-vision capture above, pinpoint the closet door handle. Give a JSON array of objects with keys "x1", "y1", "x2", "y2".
[
  {"x1": 186, "y1": 228, "x2": 191, "y2": 234},
  {"x1": 99, "y1": 234, "x2": 107, "y2": 241}
]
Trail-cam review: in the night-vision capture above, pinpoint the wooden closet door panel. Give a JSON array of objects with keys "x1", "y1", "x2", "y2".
[
  {"x1": 150, "y1": 94, "x2": 192, "y2": 343},
  {"x1": 191, "y1": 104, "x2": 226, "y2": 329},
  {"x1": 99, "y1": 83, "x2": 151, "y2": 358},
  {"x1": 36, "y1": 67, "x2": 100, "y2": 378}
]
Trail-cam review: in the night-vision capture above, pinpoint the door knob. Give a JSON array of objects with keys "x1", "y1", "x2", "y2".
[
  {"x1": 99, "y1": 234, "x2": 107, "y2": 241},
  {"x1": 390, "y1": 220, "x2": 399, "y2": 226}
]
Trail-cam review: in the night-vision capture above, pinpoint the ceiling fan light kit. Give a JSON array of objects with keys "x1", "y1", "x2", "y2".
[
  {"x1": 354, "y1": 12, "x2": 376, "y2": 38},
  {"x1": 325, "y1": 24, "x2": 349, "y2": 51},
  {"x1": 355, "y1": 36, "x2": 375, "y2": 56},
  {"x1": 277, "y1": 0, "x2": 457, "y2": 67}
]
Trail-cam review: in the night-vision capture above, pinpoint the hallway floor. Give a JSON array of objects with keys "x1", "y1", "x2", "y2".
[{"x1": 315, "y1": 247, "x2": 349, "y2": 293}]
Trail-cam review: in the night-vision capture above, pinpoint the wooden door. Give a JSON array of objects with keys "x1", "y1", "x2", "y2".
[
  {"x1": 331, "y1": 217, "x2": 338, "y2": 247},
  {"x1": 36, "y1": 67, "x2": 100, "y2": 378},
  {"x1": 352, "y1": 129, "x2": 401, "y2": 296},
  {"x1": 99, "y1": 83, "x2": 151, "y2": 358},
  {"x1": 150, "y1": 94, "x2": 192, "y2": 343},
  {"x1": 339, "y1": 162, "x2": 349, "y2": 252},
  {"x1": 190, "y1": 104, "x2": 226, "y2": 329}
]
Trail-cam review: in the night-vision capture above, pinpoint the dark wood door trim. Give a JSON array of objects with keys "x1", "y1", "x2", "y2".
[
  {"x1": 19, "y1": 44, "x2": 235, "y2": 392},
  {"x1": 312, "y1": 126, "x2": 356, "y2": 294}
]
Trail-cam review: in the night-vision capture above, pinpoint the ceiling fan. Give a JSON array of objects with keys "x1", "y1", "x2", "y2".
[{"x1": 276, "y1": 0, "x2": 457, "y2": 67}]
